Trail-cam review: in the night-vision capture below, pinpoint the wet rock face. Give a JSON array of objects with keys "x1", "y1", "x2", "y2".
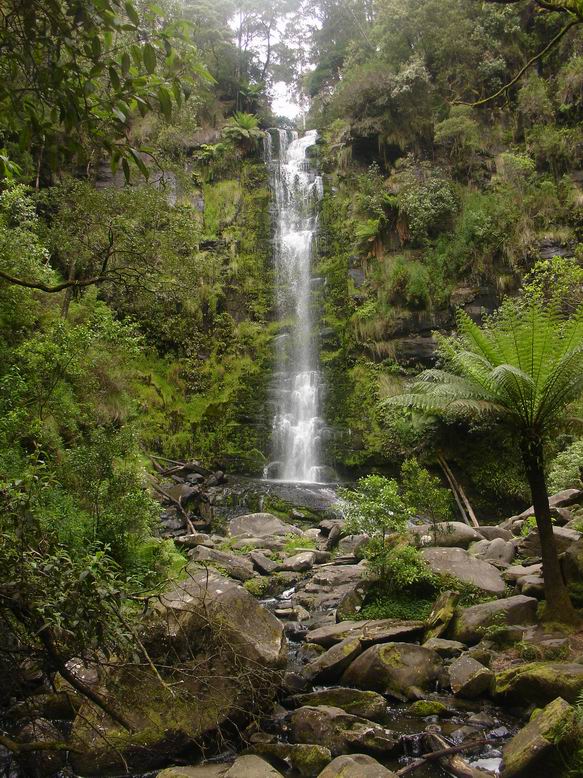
[
  {"x1": 501, "y1": 697, "x2": 577, "y2": 778},
  {"x1": 341, "y1": 642, "x2": 444, "y2": 701}
]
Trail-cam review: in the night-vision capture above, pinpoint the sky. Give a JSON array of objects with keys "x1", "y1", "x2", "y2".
[{"x1": 271, "y1": 80, "x2": 303, "y2": 119}]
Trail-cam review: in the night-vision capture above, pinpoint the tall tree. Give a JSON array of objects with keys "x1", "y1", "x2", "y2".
[{"x1": 388, "y1": 301, "x2": 583, "y2": 623}]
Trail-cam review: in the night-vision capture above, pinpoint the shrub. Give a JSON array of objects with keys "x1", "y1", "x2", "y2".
[{"x1": 549, "y1": 440, "x2": 583, "y2": 492}]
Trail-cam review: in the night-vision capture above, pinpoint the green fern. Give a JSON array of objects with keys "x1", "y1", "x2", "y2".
[{"x1": 386, "y1": 298, "x2": 583, "y2": 623}]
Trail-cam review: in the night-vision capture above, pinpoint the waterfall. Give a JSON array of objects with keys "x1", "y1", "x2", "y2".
[{"x1": 263, "y1": 129, "x2": 329, "y2": 483}]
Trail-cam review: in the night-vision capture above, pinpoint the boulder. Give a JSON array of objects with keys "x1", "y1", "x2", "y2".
[
  {"x1": 248, "y1": 743, "x2": 331, "y2": 777},
  {"x1": 229, "y1": 513, "x2": 303, "y2": 538},
  {"x1": 424, "y1": 590, "x2": 459, "y2": 640},
  {"x1": 341, "y1": 643, "x2": 443, "y2": 701},
  {"x1": 407, "y1": 700, "x2": 448, "y2": 718},
  {"x1": 449, "y1": 596, "x2": 538, "y2": 645},
  {"x1": 249, "y1": 551, "x2": 279, "y2": 575},
  {"x1": 286, "y1": 688, "x2": 387, "y2": 722},
  {"x1": 175, "y1": 533, "x2": 214, "y2": 548},
  {"x1": 516, "y1": 489, "x2": 583, "y2": 519},
  {"x1": 303, "y1": 638, "x2": 363, "y2": 683},
  {"x1": 478, "y1": 526, "x2": 513, "y2": 542},
  {"x1": 561, "y1": 537, "x2": 583, "y2": 584},
  {"x1": 501, "y1": 697, "x2": 577, "y2": 778},
  {"x1": 422, "y1": 638, "x2": 466, "y2": 658},
  {"x1": 412, "y1": 522, "x2": 484, "y2": 548},
  {"x1": 338, "y1": 534, "x2": 369, "y2": 557},
  {"x1": 288, "y1": 705, "x2": 399, "y2": 757},
  {"x1": 518, "y1": 526, "x2": 581, "y2": 558},
  {"x1": 17, "y1": 718, "x2": 67, "y2": 777},
  {"x1": 469, "y1": 538, "x2": 515, "y2": 565},
  {"x1": 280, "y1": 551, "x2": 317, "y2": 572},
  {"x1": 504, "y1": 563, "x2": 542, "y2": 583},
  {"x1": 421, "y1": 548, "x2": 506, "y2": 595},
  {"x1": 156, "y1": 767, "x2": 228, "y2": 777},
  {"x1": 225, "y1": 755, "x2": 284, "y2": 777},
  {"x1": 187, "y1": 547, "x2": 255, "y2": 581},
  {"x1": 448, "y1": 656, "x2": 494, "y2": 698},
  {"x1": 317, "y1": 754, "x2": 398, "y2": 777},
  {"x1": 70, "y1": 571, "x2": 286, "y2": 775},
  {"x1": 495, "y1": 662, "x2": 583, "y2": 705},
  {"x1": 306, "y1": 620, "x2": 425, "y2": 649},
  {"x1": 335, "y1": 580, "x2": 369, "y2": 621},
  {"x1": 518, "y1": 575, "x2": 545, "y2": 598}
]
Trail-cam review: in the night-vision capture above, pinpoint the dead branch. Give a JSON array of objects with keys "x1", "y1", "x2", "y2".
[{"x1": 397, "y1": 737, "x2": 497, "y2": 776}]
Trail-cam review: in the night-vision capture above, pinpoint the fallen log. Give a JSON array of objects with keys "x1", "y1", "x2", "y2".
[{"x1": 397, "y1": 736, "x2": 496, "y2": 777}]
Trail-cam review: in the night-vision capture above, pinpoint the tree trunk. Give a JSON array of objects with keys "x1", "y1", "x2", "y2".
[{"x1": 521, "y1": 435, "x2": 578, "y2": 623}]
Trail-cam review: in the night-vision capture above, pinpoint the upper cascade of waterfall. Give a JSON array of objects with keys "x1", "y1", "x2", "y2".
[{"x1": 263, "y1": 129, "x2": 334, "y2": 484}]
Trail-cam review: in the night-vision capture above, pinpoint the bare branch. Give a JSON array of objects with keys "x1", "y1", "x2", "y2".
[{"x1": 467, "y1": 19, "x2": 581, "y2": 106}]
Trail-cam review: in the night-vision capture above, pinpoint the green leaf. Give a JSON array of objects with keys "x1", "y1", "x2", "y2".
[
  {"x1": 121, "y1": 52, "x2": 131, "y2": 77},
  {"x1": 109, "y1": 66, "x2": 121, "y2": 91},
  {"x1": 129, "y1": 147, "x2": 149, "y2": 179},
  {"x1": 122, "y1": 157, "x2": 130, "y2": 182},
  {"x1": 125, "y1": 2, "x2": 140, "y2": 26},
  {"x1": 143, "y1": 43, "x2": 157, "y2": 75},
  {"x1": 157, "y1": 86, "x2": 172, "y2": 119}
]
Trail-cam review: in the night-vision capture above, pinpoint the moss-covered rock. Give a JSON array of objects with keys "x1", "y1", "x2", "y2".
[
  {"x1": 407, "y1": 700, "x2": 448, "y2": 717},
  {"x1": 248, "y1": 743, "x2": 332, "y2": 777},
  {"x1": 288, "y1": 705, "x2": 399, "y2": 757},
  {"x1": 287, "y1": 688, "x2": 388, "y2": 721},
  {"x1": 495, "y1": 662, "x2": 583, "y2": 706},
  {"x1": 70, "y1": 571, "x2": 286, "y2": 775},
  {"x1": 341, "y1": 642, "x2": 443, "y2": 700},
  {"x1": 501, "y1": 697, "x2": 577, "y2": 777}
]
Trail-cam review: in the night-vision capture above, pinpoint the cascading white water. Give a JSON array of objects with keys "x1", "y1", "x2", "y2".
[{"x1": 263, "y1": 129, "x2": 328, "y2": 483}]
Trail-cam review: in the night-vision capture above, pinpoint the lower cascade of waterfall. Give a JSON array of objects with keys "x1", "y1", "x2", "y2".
[{"x1": 263, "y1": 129, "x2": 334, "y2": 484}]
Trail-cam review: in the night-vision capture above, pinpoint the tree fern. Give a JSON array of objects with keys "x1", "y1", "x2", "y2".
[{"x1": 387, "y1": 297, "x2": 583, "y2": 622}]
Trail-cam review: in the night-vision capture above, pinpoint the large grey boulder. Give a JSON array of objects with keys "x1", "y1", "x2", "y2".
[
  {"x1": 518, "y1": 526, "x2": 581, "y2": 558},
  {"x1": 288, "y1": 705, "x2": 398, "y2": 757},
  {"x1": 305, "y1": 620, "x2": 424, "y2": 649},
  {"x1": 70, "y1": 571, "x2": 286, "y2": 775},
  {"x1": 501, "y1": 697, "x2": 577, "y2": 777},
  {"x1": 225, "y1": 755, "x2": 284, "y2": 777},
  {"x1": 469, "y1": 538, "x2": 515, "y2": 565},
  {"x1": 449, "y1": 595, "x2": 538, "y2": 644},
  {"x1": 248, "y1": 743, "x2": 331, "y2": 777},
  {"x1": 187, "y1": 546, "x2": 255, "y2": 581},
  {"x1": 516, "y1": 489, "x2": 583, "y2": 519},
  {"x1": 280, "y1": 551, "x2": 317, "y2": 572},
  {"x1": 421, "y1": 547, "x2": 506, "y2": 595},
  {"x1": 422, "y1": 638, "x2": 466, "y2": 658},
  {"x1": 342, "y1": 643, "x2": 443, "y2": 701},
  {"x1": 561, "y1": 537, "x2": 583, "y2": 583},
  {"x1": 338, "y1": 534, "x2": 369, "y2": 557},
  {"x1": 449, "y1": 656, "x2": 494, "y2": 698},
  {"x1": 317, "y1": 754, "x2": 398, "y2": 777},
  {"x1": 229, "y1": 513, "x2": 303, "y2": 538},
  {"x1": 412, "y1": 522, "x2": 484, "y2": 548},
  {"x1": 303, "y1": 638, "x2": 363, "y2": 683},
  {"x1": 495, "y1": 662, "x2": 583, "y2": 705},
  {"x1": 287, "y1": 688, "x2": 387, "y2": 722},
  {"x1": 478, "y1": 526, "x2": 513, "y2": 541}
]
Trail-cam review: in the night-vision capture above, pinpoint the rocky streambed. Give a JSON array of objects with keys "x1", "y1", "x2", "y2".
[{"x1": 5, "y1": 475, "x2": 583, "y2": 778}]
